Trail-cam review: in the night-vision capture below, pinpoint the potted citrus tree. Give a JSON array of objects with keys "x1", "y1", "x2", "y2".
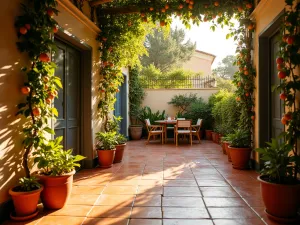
[
  {"x1": 9, "y1": 177, "x2": 43, "y2": 221},
  {"x1": 256, "y1": 136, "x2": 300, "y2": 222},
  {"x1": 95, "y1": 131, "x2": 117, "y2": 167},
  {"x1": 33, "y1": 137, "x2": 85, "y2": 209},
  {"x1": 114, "y1": 133, "x2": 127, "y2": 163},
  {"x1": 227, "y1": 129, "x2": 251, "y2": 169}
]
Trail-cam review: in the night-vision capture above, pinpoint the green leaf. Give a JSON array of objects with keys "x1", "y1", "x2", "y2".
[{"x1": 44, "y1": 127, "x2": 55, "y2": 134}]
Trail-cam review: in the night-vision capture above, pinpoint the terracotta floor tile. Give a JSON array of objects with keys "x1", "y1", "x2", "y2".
[
  {"x1": 162, "y1": 207, "x2": 210, "y2": 219},
  {"x1": 108, "y1": 179, "x2": 140, "y2": 186},
  {"x1": 243, "y1": 197, "x2": 265, "y2": 207},
  {"x1": 204, "y1": 198, "x2": 247, "y2": 207},
  {"x1": 134, "y1": 195, "x2": 162, "y2": 207},
  {"x1": 131, "y1": 207, "x2": 162, "y2": 219},
  {"x1": 67, "y1": 194, "x2": 99, "y2": 205},
  {"x1": 37, "y1": 216, "x2": 85, "y2": 225},
  {"x1": 83, "y1": 218, "x2": 129, "y2": 225},
  {"x1": 137, "y1": 186, "x2": 163, "y2": 195},
  {"x1": 213, "y1": 218, "x2": 265, "y2": 225},
  {"x1": 162, "y1": 197, "x2": 205, "y2": 208},
  {"x1": 95, "y1": 194, "x2": 135, "y2": 207},
  {"x1": 163, "y1": 187, "x2": 201, "y2": 197},
  {"x1": 197, "y1": 180, "x2": 229, "y2": 187},
  {"x1": 163, "y1": 180, "x2": 198, "y2": 187},
  {"x1": 71, "y1": 186, "x2": 105, "y2": 195},
  {"x1": 138, "y1": 180, "x2": 163, "y2": 186},
  {"x1": 129, "y1": 219, "x2": 162, "y2": 225},
  {"x1": 194, "y1": 174, "x2": 225, "y2": 180},
  {"x1": 2, "y1": 218, "x2": 41, "y2": 225},
  {"x1": 200, "y1": 187, "x2": 239, "y2": 197},
  {"x1": 103, "y1": 186, "x2": 138, "y2": 195},
  {"x1": 208, "y1": 207, "x2": 259, "y2": 219},
  {"x1": 88, "y1": 206, "x2": 132, "y2": 218},
  {"x1": 163, "y1": 219, "x2": 214, "y2": 225},
  {"x1": 47, "y1": 205, "x2": 92, "y2": 217},
  {"x1": 74, "y1": 178, "x2": 111, "y2": 186}
]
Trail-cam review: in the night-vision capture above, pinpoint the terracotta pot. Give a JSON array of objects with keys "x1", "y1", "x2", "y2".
[
  {"x1": 114, "y1": 143, "x2": 126, "y2": 163},
  {"x1": 37, "y1": 170, "x2": 75, "y2": 209},
  {"x1": 228, "y1": 146, "x2": 252, "y2": 169},
  {"x1": 215, "y1": 133, "x2": 220, "y2": 144},
  {"x1": 129, "y1": 125, "x2": 143, "y2": 140},
  {"x1": 224, "y1": 142, "x2": 231, "y2": 162},
  {"x1": 258, "y1": 176, "x2": 300, "y2": 221},
  {"x1": 221, "y1": 142, "x2": 226, "y2": 154},
  {"x1": 211, "y1": 132, "x2": 216, "y2": 142},
  {"x1": 97, "y1": 149, "x2": 116, "y2": 168},
  {"x1": 205, "y1": 130, "x2": 212, "y2": 140},
  {"x1": 9, "y1": 185, "x2": 43, "y2": 217}
]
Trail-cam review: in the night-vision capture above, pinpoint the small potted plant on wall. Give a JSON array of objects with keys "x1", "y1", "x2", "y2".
[
  {"x1": 114, "y1": 133, "x2": 127, "y2": 163},
  {"x1": 33, "y1": 137, "x2": 85, "y2": 209},
  {"x1": 95, "y1": 131, "x2": 117, "y2": 167},
  {"x1": 9, "y1": 177, "x2": 43, "y2": 220},
  {"x1": 227, "y1": 129, "x2": 252, "y2": 169},
  {"x1": 256, "y1": 136, "x2": 300, "y2": 222}
]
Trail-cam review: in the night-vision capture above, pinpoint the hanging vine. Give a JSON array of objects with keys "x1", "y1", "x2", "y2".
[
  {"x1": 95, "y1": 0, "x2": 256, "y2": 134},
  {"x1": 275, "y1": 0, "x2": 300, "y2": 178},
  {"x1": 15, "y1": 0, "x2": 61, "y2": 178}
]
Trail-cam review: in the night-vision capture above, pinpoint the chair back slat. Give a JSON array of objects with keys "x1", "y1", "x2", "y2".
[
  {"x1": 145, "y1": 119, "x2": 151, "y2": 126},
  {"x1": 177, "y1": 120, "x2": 191, "y2": 128},
  {"x1": 177, "y1": 118, "x2": 185, "y2": 120},
  {"x1": 196, "y1": 118, "x2": 201, "y2": 126}
]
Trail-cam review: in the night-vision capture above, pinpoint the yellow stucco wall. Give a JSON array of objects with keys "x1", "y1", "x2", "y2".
[
  {"x1": 252, "y1": 0, "x2": 286, "y2": 161},
  {"x1": 182, "y1": 51, "x2": 214, "y2": 75},
  {"x1": 143, "y1": 89, "x2": 219, "y2": 117},
  {"x1": 0, "y1": 0, "x2": 101, "y2": 204}
]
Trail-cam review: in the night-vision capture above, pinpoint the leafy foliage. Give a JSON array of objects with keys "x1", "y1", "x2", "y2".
[
  {"x1": 15, "y1": 0, "x2": 62, "y2": 178},
  {"x1": 212, "y1": 55, "x2": 238, "y2": 79},
  {"x1": 168, "y1": 93, "x2": 198, "y2": 114},
  {"x1": 138, "y1": 106, "x2": 166, "y2": 125},
  {"x1": 215, "y1": 77, "x2": 236, "y2": 92},
  {"x1": 256, "y1": 135, "x2": 298, "y2": 184},
  {"x1": 107, "y1": 116, "x2": 122, "y2": 133},
  {"x1": 141, "y1": 27, "x2": 196, "y2": 72},
  {"x1": 95, "y1": 132, "x2": 117, "y2": 150},
  {"x1": 129, "y1": 67, "x2": 145, "y2": 124},
  {"x1": 33, "y1": 137, "x2": 85, "y2": 176},
  {"x1": 227, "y1": 129, "x2": 251, "y2": 148},
  {"x1": 14, "y1": 177, "x2": 41, "y2": 192},
  {"x1": 115, "y1": 133, "x2": 127, "y2": 145}
]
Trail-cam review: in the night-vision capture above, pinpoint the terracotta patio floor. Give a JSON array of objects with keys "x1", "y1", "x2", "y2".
[{"x1": 3, "y1": 139, "x2": 297, "y2": 225}]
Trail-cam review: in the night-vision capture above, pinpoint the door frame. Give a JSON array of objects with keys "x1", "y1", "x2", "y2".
[
  {"x1": 54, "y1": 30, "x2": 94, "y2": 169},
  {"x1": 258, "y1": 11, "x2": 284, "y2": 148}
]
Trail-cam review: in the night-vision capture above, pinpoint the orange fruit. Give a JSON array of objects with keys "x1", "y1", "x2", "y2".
[
  {"x1": 281, "y1": 117, "x2": 287, "y2": 125},
  {"x1": 19, "y1": 27, "x2": 27, "y2": 35},
  {"x1": 21, "y1": 86, "x2": 30, "y2": 95},
  {"x1": 32, "y1": 107, "x2": 41, "y2": 116},
  {"x1": 39, "y1": 53, "x2": 50, "y2": 62}
]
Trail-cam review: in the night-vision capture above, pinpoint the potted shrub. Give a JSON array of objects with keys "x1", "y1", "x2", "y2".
[
  {"x1": 221, "y1": 135, "x2": 232, "y2": 162},
  {"x1": 95, "y1": 131, "x2": 117, "y2": 167},
  {"x1": 9, "y1": 177, "x2": 43, "y2": 221},
  {"x1": 227, "y1": 129, "x2": 251, "y2": 169},
  {"x1": 114, "y1": 133, "x2": 127, "y2": 163},
  {"x1": 33, "y1": 137, "x2": 85, "y2": 209},
  {"x1": 256, "y1": 136, "x2": 300, "y2": 222}
]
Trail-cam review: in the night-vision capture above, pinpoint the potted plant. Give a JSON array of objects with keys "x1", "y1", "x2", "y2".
[
  {"x1": 221, "y1": 135, "x2": 232, "y2": 162},
  {"x1": 114, "y1": 133, "x2": 127, "y2": 163},
  {"x1": 95, "y1": 131, "x2": 117, "y2": 167},
  {"x1": 33, "y1": 137, "x2": 85, "y2": 209},
  {"x1": 227, "y1": 129, "x2": 251, "y2": 169},
  {"x1": 256, "y1": 136, "x2": 300, "y2": 222},
  {"x1": 9, "y1": 177, "x2": 43, "y2": 221}
]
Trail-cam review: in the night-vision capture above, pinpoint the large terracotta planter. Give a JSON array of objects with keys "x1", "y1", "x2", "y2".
[
  {"x1": 205, "y1": 130, "x2": 212, "y2": 140},
  {"x1": 114, "y1": 144, "x2": 126, "y2": 163},
  {"x1": 215, "y1": 133, "x2": 220, "y2": 144},
  {"x1": 224, "y1": 142, "x2": 231, "y2": 162},
  {"x1": 129, "y1": 125, "x2": 143, "y2": 140},
  {"x1": 258, "y1": 176, "x2": 300, "y2": 222},
  {"x1": 97, "y1": 149, "x2": 116, "y2": 168},
  {"x1": 221, "y1": 142, "x2": 226, "y2": 154},
  {"x1": 211, "y1": 132, "x2": 216, "y2": 142},
  {"x1": 9, "y1": 185, "x2": 43, "y2": 218},
  {"x1": 228, "y1": 146, "x2": 251, "y2": 169},
  {"x1": 37, "y1": 170, "x2": 75, "y2": 209}
]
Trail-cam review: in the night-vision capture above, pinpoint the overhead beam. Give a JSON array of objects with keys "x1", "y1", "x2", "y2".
[
  {"x1": 101, "y1": 6, "x2": 140, "y2": 15},
  {"x1": 89, "y1": 0, "x2": 113, "y2": 7}
]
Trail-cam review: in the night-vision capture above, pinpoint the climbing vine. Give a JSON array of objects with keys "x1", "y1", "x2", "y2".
[
  {"x1": 275, "y1": 0, "x2": 300, "y2": 178},
  {"x1": 96, "y1": 0, "x2": 256, "y2": 134},
  {"x1": 15, "y1": 0, "x2": 61, "y2": 178}
]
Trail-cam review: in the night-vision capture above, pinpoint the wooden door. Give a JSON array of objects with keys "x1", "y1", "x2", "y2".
[
  {"x1": 53, "y1": 39, "x2": 81, "y2": 155},
  {"x1": 270, "y1": 32, "x2": 284, "y2": 138}
]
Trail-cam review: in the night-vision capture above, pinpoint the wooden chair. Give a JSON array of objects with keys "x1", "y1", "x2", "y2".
[
  {"x1": 174, "y1": 120, "x2": 192, "y2": 146},
  {"x1": 192, "y1": 119, "x2": 203, "y2": 143},
  {"x1": 145, "y1": 119, "x2": 164, "y2": 144}
]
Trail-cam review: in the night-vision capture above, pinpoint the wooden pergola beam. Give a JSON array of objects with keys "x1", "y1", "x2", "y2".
[
  {"x1": 101, "y1": 6, "x2": 140, "y2": 15},
  {"x1": 89, "y1": 0, "x2": 113, "y2": 7}
]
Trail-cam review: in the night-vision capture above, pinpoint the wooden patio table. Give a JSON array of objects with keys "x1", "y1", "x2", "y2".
[{"x1": 155, "y1": 120, "x2": 177, "y2": 143}]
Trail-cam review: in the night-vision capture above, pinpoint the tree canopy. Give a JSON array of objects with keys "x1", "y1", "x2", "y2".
[
  {"x1": 212, "y1": 55, "x2": 238, "y2": 79},
  {"x1": 141, "y1": 27, "x2": 196, "y2": 72}
]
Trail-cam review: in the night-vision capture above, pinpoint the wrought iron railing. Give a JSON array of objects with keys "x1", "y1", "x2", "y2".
[{"x1": 140, "y1": 75, "x2": 216, "y2": 89}]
